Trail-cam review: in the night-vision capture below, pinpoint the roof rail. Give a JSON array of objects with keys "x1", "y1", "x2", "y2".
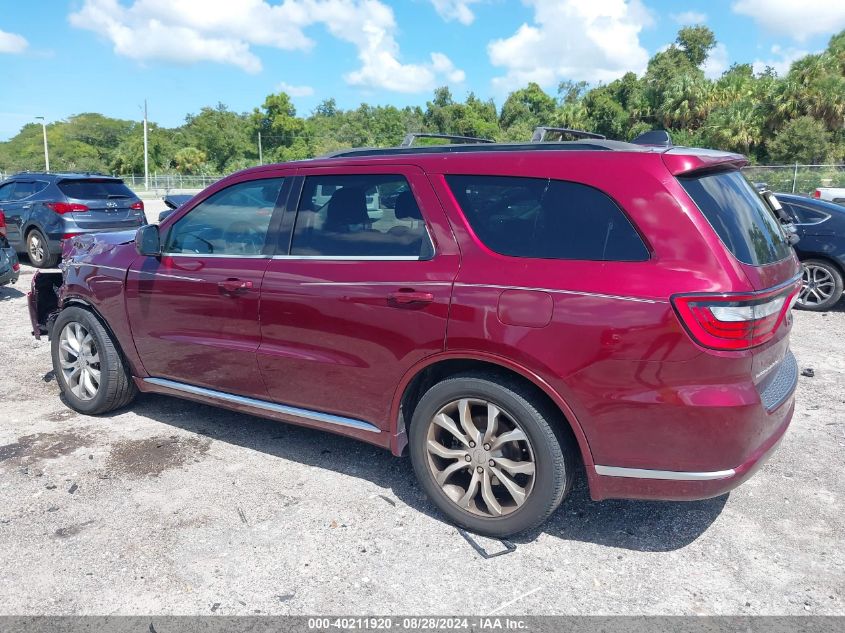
[
  {"x1": 631, "y1": 129, "x2": 673, "y2": 147},
  {"x1": 532, "y1": 126, "x2": 605, "y2": 142},
  {"x1": 400, "y1": 133, "x2": 494, "y2": 147}
]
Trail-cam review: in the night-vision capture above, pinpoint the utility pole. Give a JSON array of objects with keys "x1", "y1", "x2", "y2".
[
  {"x1": 143, "y1": 100, "x2": 150, "y2": 190},
  {"x1": 258, "y1": 131, "x2": 263, "y2": 165},
  {"x1": 35, "y1": 117, "x2": 50, "y2": 171}
]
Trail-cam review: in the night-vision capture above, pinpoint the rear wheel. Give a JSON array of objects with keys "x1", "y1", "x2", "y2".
[
  {"x1": 409, "y1": 373, "x2": 575, "y2": 537},
  {"x1": 27, "y1": 229, "x2": 59, "y2": 268},
  {"x1": 797, "y1": 259, "x2": 843, "y2": 311},
  {"x1": 51, "y1": 307, "x2": 137, "y2": 414}
]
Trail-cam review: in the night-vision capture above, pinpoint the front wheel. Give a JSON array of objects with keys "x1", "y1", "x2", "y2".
[
  {"x1": 409, "y1": 374, "x2": 576, "y2": 537},
  {"x1": 51, "y1": 307, "x2": 137, "y2": 414},
  {"x1": 797, "y1": 259, "x2": 844, "y2": 311}
]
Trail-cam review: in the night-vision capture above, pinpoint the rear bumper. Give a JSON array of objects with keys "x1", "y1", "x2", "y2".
[
  {"x1": 589, "y1": 393, "x2": 794, "y2": 501},
  {"x1": 0, "y1": 267, "x2": 19, "y2": 286}
]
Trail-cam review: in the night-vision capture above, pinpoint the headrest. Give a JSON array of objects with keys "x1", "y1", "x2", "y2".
[
  {"x1": 394, "y1": 190, "x2": 422, "y2": 220},
  {"x1": 325, "y1": 187, "x2": 369, "y2": 230}
]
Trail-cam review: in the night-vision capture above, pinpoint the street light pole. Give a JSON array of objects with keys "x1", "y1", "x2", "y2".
[
  {"x1": 34, "y1": 116, "x2": 49, "y2": 171},
  {"x1": 143, "y1": 100, "x2": 149, "y2": 190},
  {"x1": 258, "y1": 131, "x2": 263, "y2": 165}
]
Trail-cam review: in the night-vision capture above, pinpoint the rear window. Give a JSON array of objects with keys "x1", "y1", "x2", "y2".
[
  {"x1": 679, "y1": 171, "x2": 792, "y2": 266},
  {"x1": 58, "y1": 179, "x2": 135, "y2": 200},
  {"x1": 445, "y1": 175, "x2": 648, "y2": 261}
]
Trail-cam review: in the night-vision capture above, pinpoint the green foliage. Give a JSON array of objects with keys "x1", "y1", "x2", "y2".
[
  {"x1": 768, "y1": 117, "x2": 833, "y2": 164},
  {"x1": 2, "y1": 27, "x2": 845, "y2": 175}
]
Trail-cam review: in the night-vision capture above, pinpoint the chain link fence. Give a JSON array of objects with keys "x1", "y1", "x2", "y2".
[
  {"x1": 119, "y1": 174, "x2": 223, "y2": 193},
  {"x1": 741, "y1": 165, "x2": 845, "y2": 194}
]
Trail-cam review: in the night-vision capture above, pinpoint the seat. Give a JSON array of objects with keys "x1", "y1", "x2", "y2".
[{"x1": 324, "y1": 187, "x2": 370, "y2": 232}]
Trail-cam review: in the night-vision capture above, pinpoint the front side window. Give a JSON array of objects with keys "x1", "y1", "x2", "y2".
[
  {"x1": 290, "y1": 174, "x2": 433, "y2": 258},
  {"x1": 446, "y1": 175, "x2": 648, "y2": 261},
  {"x1": 165, "y1": 178, "x2": 284, "y2": 255}
]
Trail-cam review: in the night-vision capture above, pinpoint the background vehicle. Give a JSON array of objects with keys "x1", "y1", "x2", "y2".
[
  {"x1": 775, "y1": 193, "x2": 845, "y2": 310},
  {"x1": 0, "y1": 211, "x2": 21, "y2": 287},
  {"x1": 0, "y1": 172, "x2": 146, "y2": 268},
  {"x1": 813, "y1": 187, "x2": 845, "y2": 205},
  {"x1": 29, "y1": 137, "x2": 799, "y2": 537}
]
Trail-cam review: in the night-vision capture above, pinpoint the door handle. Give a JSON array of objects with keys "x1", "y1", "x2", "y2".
[
  {"x1": 218, "y1": 278, "x2": 254, "y2": 294},
  {"x1": 388, "y1": 290, "x2": 434, "y2": 305}
]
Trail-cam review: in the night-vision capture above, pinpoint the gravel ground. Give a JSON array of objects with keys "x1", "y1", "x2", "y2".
[{"x1": 0, "y1": 217, "x2": 843, "y2": 615}]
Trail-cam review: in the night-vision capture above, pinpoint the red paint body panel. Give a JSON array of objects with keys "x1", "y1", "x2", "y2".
[{"x1": 31, "y1": 144, "x2": 800, "y2": 506}]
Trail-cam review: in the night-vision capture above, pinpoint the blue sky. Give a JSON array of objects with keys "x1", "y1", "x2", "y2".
[{"x1": 1, "y1": 0, "x2": 844, "y2": 140}]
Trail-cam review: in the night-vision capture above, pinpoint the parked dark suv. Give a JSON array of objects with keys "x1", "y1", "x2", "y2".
[
  {"x1": 0, "y1": 172, "x2": 146, "y2": 268},
  {"x1": 29, "y1": 138, "x2": 800, "y2": 536}
]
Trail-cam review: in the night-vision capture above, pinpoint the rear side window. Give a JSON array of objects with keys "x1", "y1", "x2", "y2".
[
  {"x1": 291, "y1": 174, "x2": 433, "y2": 258},
  {"x1": 58, "y1": 179, "x2": 135, "y2": 200},
  {"x1": 679, "y1": 171, "x2": 792, "y2": 266},
  {"x1": 782, "y1": 201, "x2": 830, "y2": 225},
  {"x1": 10, "y1": 181, "x2": 46, "y2": 200},
  {"x1": 445, "y1": 175, "x2": 648, "y2": 261}
]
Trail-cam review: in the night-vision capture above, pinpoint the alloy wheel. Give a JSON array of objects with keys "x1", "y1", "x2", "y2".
[
  {"x1": 58, "y1": 322, "x2": 101, "y2": 401},
  {"x1": 425, "y1": 398, "x2": 536, "y2": 518},
  {"x1": 28, "y1": 233, "x2": 45, "y2": 265},
  {"x1": 798, "y1": 264, "x2": 836, "y2": 308}
]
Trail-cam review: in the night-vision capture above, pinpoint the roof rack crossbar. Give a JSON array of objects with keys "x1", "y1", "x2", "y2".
[
  {"x1": 531, "y1": 126, "x2": 605, "y2": 142},
  {"x1": 400, "y1": 133, "x2": 494, "y2": 147}
]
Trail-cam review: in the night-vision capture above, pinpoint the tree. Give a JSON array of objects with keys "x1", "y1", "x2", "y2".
[
  {"x1": 173, "y1": 147, "x2": 208, "y2": 174},
  {"x1": 499, "y1": 83, "x2": 556, "y2": 133},
  {"x1": 768, "y1": 116, "x2": 833, "y2": 163},
  {"x1": 676, "y1": 26, "x2": 716, "y2": 67}
]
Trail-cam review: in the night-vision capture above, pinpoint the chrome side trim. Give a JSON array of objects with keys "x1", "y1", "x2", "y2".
[
  {"x1": 454, "y1": 283, "x2": 664, "y2": 304},
  {"x1": 163, "y1": 253, "x2": 269, "y2": 259},
  {"x1": 272, "y1": 255, "x2": 422, "y2": 261},
  {"x1": 143, "y1": 378, "x2": 381, "y2": 434},
  {"x1": 299, "y1": 281, "x2": 453, "y2": 287},
  {"x1": 594, "y1": 465, "x2": 736, "y2": 480}
]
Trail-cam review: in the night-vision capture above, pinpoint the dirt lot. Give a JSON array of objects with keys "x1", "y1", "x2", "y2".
[{"x1": 0, "y1": 225, "x2": 843, "y2": 615}]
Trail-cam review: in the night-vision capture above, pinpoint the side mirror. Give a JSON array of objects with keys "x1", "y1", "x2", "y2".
[
  {"x1": 135, "y1": 224, "x2": 161, "y2": 257},
  {"x1": 158, "y1": 209, "x2": 175, "y2": 223}
]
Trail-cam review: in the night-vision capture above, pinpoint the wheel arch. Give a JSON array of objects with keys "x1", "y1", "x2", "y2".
[
  {"x1": 59, "y1": 297, "x2": 141, "y2": 377},
  {"x1": 389, "y1": 352, "x2": 596, "y2": 480}
]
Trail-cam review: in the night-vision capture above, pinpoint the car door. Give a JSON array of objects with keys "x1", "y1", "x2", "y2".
[
  {"x1": 125, "y1": 174, "x2": 290, "y2": 398},
  {"x1": 258, "y1": 165, "x2": 460, "y2": 429},
  {"x1": 0, "y1": 181, "x2": 38, "y2": 249}
]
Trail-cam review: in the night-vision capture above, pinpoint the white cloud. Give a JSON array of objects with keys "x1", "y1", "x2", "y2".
[
  {"x1": 68, "y1": 0, "x2": 464, "y2": 92},
  {"x1": 488, "y1": 0, "x2": 654, "y2": 92},
  {"x1": 732, "y1": 0, "x2": 845, "y2": 41},
  {"x1": 0, "y1": 28, "x2": 28, "y2": 54},
  {"x1": 671, "y1": 11, "x2": 707, "y2": 25},
  {"x1": 276, "y1": 82, "x2": 315, "y2": 97},
  {"x1": 752, "y1": 45, "x2": 812, "y2": 76},
  {"x1": 702, "y1": 42, "x2": 729, "y2": 79},
  {"x1": 429, "y1": 0, "x2": 482, "y2": 25}
]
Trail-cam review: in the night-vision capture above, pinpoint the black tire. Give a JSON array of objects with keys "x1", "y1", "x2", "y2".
[
  {"x1": 26, "y1": 229, "x2": 59, "y2": 268},
  {"x1": 51, "y1": 306, "x2": 137, "y2": 415},
  {"x1": 409, "y1": 373, "x2": 576, "y2": 537},
  {"x1": 797, "y1": 259, "x2": 844, "y2": 312}
]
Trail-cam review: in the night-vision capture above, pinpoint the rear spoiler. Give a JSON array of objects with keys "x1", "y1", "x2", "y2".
[{"x1": 661, "y1": 147, "x2": 748, "y2": 176}]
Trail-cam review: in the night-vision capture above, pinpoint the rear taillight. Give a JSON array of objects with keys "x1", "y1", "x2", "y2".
[
  {"x1": 672, "y1": 282, "x2": 800, "y2": 351},
  {"x1": 130, "y1": 200, "x2": 144, "y2": 211},
  {"x1": 12, "y1": 263, "x2": 20, "y2": 272},
  {"x1": 61, "y1": 233, "x2": 80, "y2": 240},
  {"x1": 813, "y1": 189, "x2": 821, "y2": 198},
  {"x1": 0, "y1": 210, "x2": 6, "y2": 237},
  {"x1": 46, "y1": 202, "x2": 89, "y2": 214}
]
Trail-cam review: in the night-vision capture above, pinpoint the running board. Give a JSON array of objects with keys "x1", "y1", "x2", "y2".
[{"x1": 143, "y1": 377, "x2": 382, "y2": 434}]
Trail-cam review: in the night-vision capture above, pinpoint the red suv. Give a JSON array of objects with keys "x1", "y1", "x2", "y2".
[{"x1": 29, "y1": 139, "x2": 800, "y2": 536}]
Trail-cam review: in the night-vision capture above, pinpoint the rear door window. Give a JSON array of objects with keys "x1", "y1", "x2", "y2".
[
  {"x1": 445, "y1": 175, "x2": 648, "y2": 261},
  {"x1": 10, "y1": 181, "x2": 39, "y2": 200},
  {"x1": 679, "y1": 171, "x2": 792, "y2": 265},
  {"x1": 290, "y1": 174, "x2": 433, "y2": 258},
  {"x1": 58, "y1": 179, "x2": 135, "y2": 200}
]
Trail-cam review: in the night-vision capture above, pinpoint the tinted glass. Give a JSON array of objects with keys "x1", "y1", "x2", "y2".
[
  {"x1": 679, "y1": 171, "x2": 792, "y2": 265},
  {"x1": 0, "y1": 183, "x2": 14, "y2": 202},
  {"x1": 165, "y1": 178, "x2": 284, "y2": 256},
  {"x1": 782, "y1": 202, "x2": 828, "y2": 225},
  {"x1": 10, "y1": 181, "x2": 38, "y2": 200},
  {"x1": 291, "y1": 174, "x2": 433, "y2": 258},
  {"x1": 58, "y1": 179, "x2": 135, "y2": 200},
  {"x1": 446, "y1": 175, "x2": 648, "y2": 261}
]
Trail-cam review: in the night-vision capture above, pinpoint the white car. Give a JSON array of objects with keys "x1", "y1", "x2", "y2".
[{"x1": 813, "y1": 187, "x2": 845, "y2": 205}]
